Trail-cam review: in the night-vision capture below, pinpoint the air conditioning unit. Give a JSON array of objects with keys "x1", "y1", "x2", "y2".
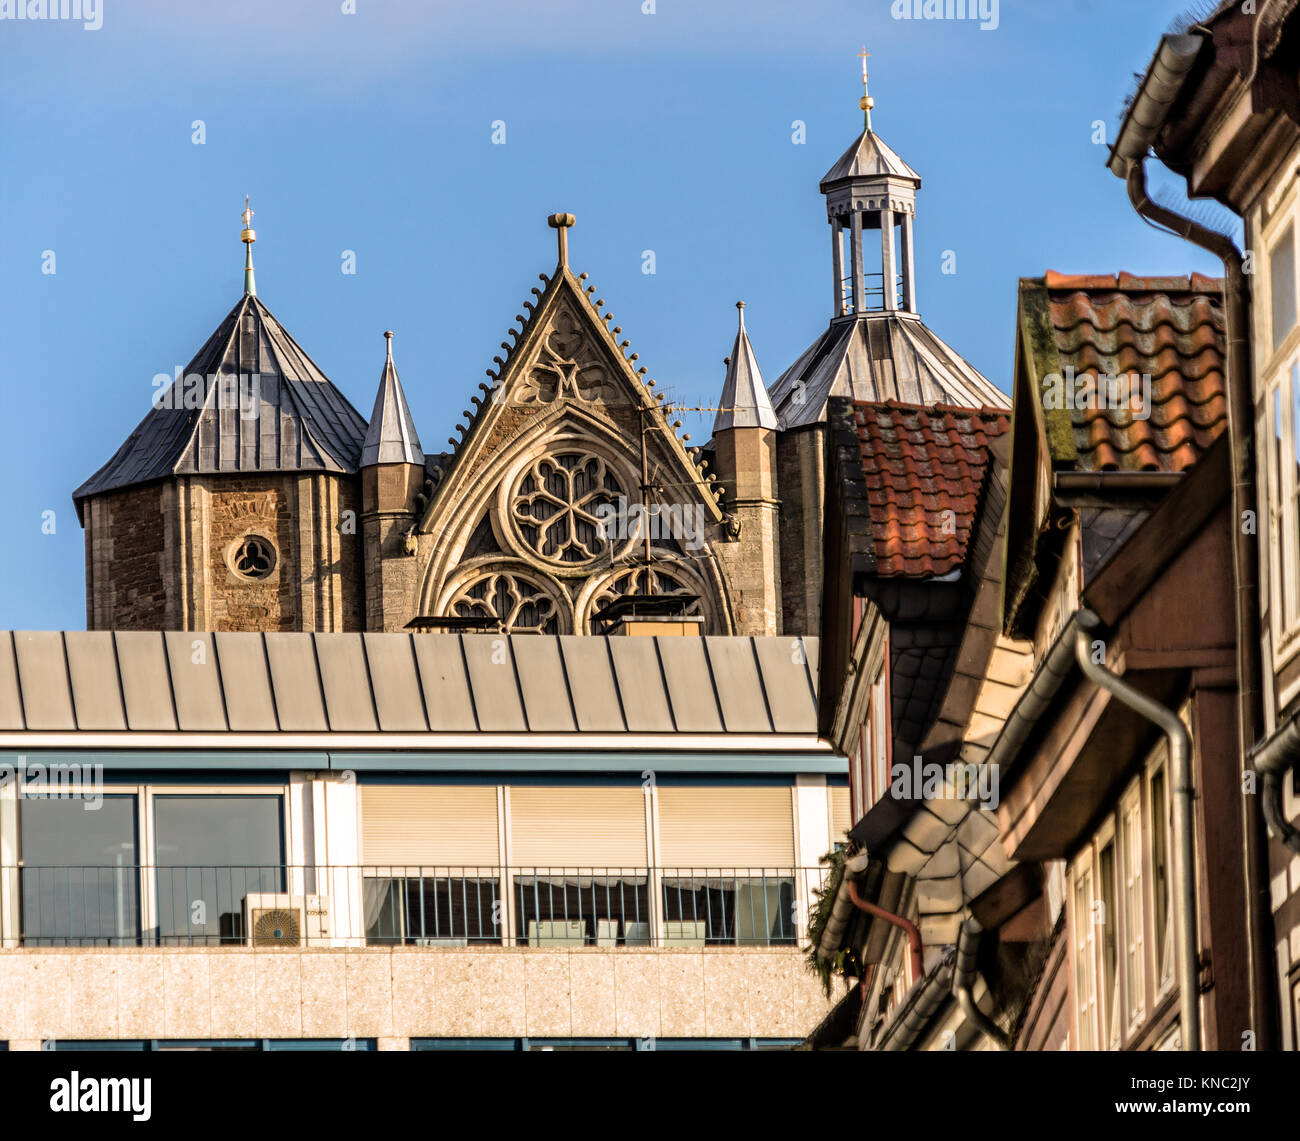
[{"x1": 243, "y1": 893, "x2": 330, "y2": 947}]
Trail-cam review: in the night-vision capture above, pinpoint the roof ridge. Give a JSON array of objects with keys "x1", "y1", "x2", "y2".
[{"x1": 1043, "y1": 269, "x2": 1225, "y2": 292}]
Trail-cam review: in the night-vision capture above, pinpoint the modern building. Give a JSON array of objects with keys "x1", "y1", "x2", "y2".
[{"x1": 0, "y1": 629, "x2": 843, "y2": 1050}]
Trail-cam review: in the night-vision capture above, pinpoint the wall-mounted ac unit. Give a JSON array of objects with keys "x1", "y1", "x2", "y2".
[{"x1": 244, "y1": 894, "x2": 330, "y2": 947}]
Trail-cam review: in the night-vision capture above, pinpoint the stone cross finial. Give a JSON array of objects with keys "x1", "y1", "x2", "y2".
[{"x1": 547, "y1": 212, "x2": 576, "y2": 267}]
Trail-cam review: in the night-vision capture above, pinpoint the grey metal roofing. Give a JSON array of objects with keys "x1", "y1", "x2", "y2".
[
  {"x1": 73, "y1": 294, "x2": 369, "y2": 508},
  {"x1": 769, "y1": 314, "x2": 1011, "y2": 429},
  {"x1": 714, "y1": 304, "x2": 777, "y2": 433},
  {"x1": 0, "y1": 632, "x2": 819, "y2": 736},
  {"x1": 361, "y1": 334, "x2": 423, "y2": 467},
  {"x1": 821, "y1": 129, "x2": 921, "y2": 188}
]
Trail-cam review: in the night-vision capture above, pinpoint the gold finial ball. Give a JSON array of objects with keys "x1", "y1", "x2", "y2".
[
  {"x1": 860, "y1": 95, "x2": 875, "y2": 111},
  {"x1": 547, "y1": 213, "x2": 576, "y2": 229},
  {"x1": 384, "y1": 330, "x2": 394, "y2": 340}
]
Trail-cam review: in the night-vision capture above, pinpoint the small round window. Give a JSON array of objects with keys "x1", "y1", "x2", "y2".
[{"x1": 232, "y1": 535, "x2": 276, "y2": 580}]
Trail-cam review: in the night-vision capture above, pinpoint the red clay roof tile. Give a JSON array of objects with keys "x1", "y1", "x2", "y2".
[
  {"x1": 851, "y1": 400, "x2": 1009, "y2": 578},
  {"x1": 1041, "y1": 272, "x2": 1228, "y2": 473}
]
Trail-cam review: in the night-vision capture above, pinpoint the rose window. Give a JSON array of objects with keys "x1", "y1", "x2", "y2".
[{"x1": 510, "y1": 452, "x2": 625, "y2": 565}]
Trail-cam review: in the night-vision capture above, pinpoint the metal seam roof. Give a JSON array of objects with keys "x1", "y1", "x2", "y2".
[
  {"x1": 0, "y1": 633, "x2": 819, "y2": 737},
  {"x1": 73, "y1": 295, "x2": 369, "y2": 505},
  {"x1": 771, "y1": 313, "x2": 1010, "y2": 429}
]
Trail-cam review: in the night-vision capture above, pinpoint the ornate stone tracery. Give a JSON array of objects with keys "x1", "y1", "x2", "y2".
[
  {"x1": 509, "y1": 451, "x2": 625, "y2": 566},
  {"x1": 445, "y1": 568, "x2": 567, "y2": 634},
  {"x1": 576, "y1": 557, "x2": 724, "y2": 634},
  {"x1": 514, "y1": 306, "x2": 613, "y2": 405}
]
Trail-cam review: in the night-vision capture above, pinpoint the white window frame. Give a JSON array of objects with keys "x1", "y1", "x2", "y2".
[
  {"x1": 1260, "y1": 195, "x2": 1300, "y2": 666},
  {"x1": 869, "y1": 671, "x2": 889, "y2": 807},
  {"x1": 1144, "y1": 749, "x2": 1177, "y2": 1005},
  {"x1": 1070, "y1": 848, "x2": 1098, "y2": 1050},
  {"x1": 1093, "y1": 819, "x2": 1122, "y2": 1050},
  {"x1": 1119, "y1": 777, "x2": 1146, "y2": 1031}
]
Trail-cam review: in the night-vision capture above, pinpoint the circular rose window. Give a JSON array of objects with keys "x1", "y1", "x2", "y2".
[
  {"x1": 509, "y1": 451, "x2": 625, "y2": 566},
  {"x1": 231, "y1": 535, "x2": 276, "y2": 580}
]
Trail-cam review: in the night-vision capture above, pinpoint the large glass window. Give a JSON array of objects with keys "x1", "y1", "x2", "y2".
[
  {"x1": 19, "y1": 795, "x2": 139, "y2": 945},
  {"x1": 661, "y1": 872, "x2": 796, "y2": 946},
  {"x1": 153, "y1": 795, "x2": 284, "y2": 945},
  {"x1": 513, "y1": 873, "x2": 650, "y2": 946},
  {"x1": 364, "y1": 871, "x2": 500, "y2": 946}
]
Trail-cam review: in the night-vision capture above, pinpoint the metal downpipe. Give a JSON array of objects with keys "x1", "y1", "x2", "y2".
[
  {"x1": 847, "y1": 878, "x2": 925, "y2": 985},
  {"x1": 1122, "y1": 154, "x2": 1274, "y2": 1049},
  {"x1": 1074, "y1": 609, "x2": 1200, "y2": 1050},
  {"x1": 952, "y1": 917, "x2": 1009, "y2": 1050}
]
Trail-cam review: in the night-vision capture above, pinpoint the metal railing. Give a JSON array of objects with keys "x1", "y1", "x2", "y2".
[
  {"x1": 840, "y1": 271, "x2": 905, "y2": 315},
  {"x1": 0, "y1": 866, "x2": 827, "y2": 949}
]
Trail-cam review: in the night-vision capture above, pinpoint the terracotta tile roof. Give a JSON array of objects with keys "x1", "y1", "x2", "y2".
[
  {"x1": 1040, "y1": 272, "x2": 1227, "y2": 473},
  {"x1": 851, "y1": 400, "x2": 1010, "y2": 578}
]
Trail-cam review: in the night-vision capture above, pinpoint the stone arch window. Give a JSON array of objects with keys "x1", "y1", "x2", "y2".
[
  {"x1": 448, "y1": 570, "x2": 566, "y2": 634},
  {"x1": 509, "y1": 451, "x2": 625, "y2": 566},
  {"x1": 583, "y1": 562, "x2": 705, "y2": 633},
  {"x1": 230, "y1": 534, "x2": 276, "y2": 581}
]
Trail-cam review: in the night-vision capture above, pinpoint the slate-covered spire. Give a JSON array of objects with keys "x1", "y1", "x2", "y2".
[
  {"x1": 714, "y1": 302, "x2": 777, "y2": 433},
  {"x1": 73, "y1": 288, "x2": 369, "y2": 519},
  {"x1": 361, "y1": 331, "x2": 423, "y2": 466}
]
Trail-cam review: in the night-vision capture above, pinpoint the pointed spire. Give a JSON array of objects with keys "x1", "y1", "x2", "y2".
[
  {"x1": 858, "y1": 45, "x2": 874, "y2": 132},
  {"x1": 361, "y1": 331, "x2": 424, "y2": 467},
  {"x1": 241, "y1": 195, "x2": 257, "y2": 297},
  {"x1": 714, "y1": 302, "x2": 777, "y2": 433}
]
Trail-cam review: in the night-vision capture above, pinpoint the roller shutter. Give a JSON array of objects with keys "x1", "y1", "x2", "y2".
[
  {"x1": 657, "y1": 786, "x2": 795, "y2": 869},
  {"x1": 831, "y1": 786, "x2": 850, "y2": 842},
  {"x1": 509, "y1": 786, "x2": 648, "y2": 868},
  {"x1": 361, "y1": 785, "x2": 499, "y2": 868}
]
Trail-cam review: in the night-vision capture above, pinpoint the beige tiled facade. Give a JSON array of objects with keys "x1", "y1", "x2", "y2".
[{"x1": 0, "y1": 946, "x2": 832, "y2": 1048}]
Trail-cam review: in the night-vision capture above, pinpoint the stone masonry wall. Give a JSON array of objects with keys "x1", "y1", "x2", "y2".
[
  {"x1": 84, "y1": 484, "x2": 170, "y2": 631},
  {"x1": 0, "y1": 946, "x2": 834, "y2": 1048}
]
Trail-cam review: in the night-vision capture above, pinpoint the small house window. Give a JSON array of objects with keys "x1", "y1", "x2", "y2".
[
  {"x1": 1272, "y1": 223, "x2": 1297, "y2": 352},
  {"x1": 232, "y1": 535, "x2": 275, "y2": 580}
]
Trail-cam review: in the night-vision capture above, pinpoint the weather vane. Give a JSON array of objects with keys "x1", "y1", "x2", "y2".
[{"x1": 858, "y1": 45, "x2": 874, "y2": 131}]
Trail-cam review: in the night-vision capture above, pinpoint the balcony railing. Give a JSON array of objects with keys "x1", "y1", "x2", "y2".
[{"x1": 0, "y1": 866, "x2": 827, "y2": 950}]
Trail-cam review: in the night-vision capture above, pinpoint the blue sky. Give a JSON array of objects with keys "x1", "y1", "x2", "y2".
[{"x1": 0, "y1": 0, "x2": 1223, "y2": 630}]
